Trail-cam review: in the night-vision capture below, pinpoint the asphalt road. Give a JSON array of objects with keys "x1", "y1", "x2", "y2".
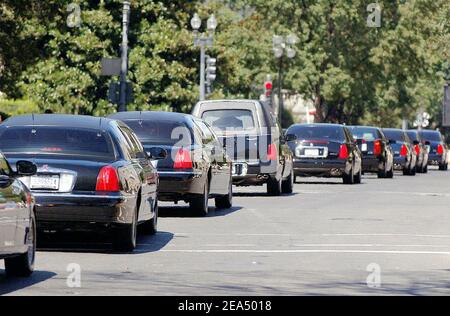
[{"x1": 1, "y1": 167, "x2": 450, "y2": 296}]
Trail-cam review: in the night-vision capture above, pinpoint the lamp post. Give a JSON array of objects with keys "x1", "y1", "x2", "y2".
[
  {"x1": 191, "y1": 13, "x2": 218, "y2": 101},
  {"x1": 272, "y1": 34, "x2": 297, "y2": 126},
  {"x1": 118, "y1": 0, "x2": 131, "y2": 112}
]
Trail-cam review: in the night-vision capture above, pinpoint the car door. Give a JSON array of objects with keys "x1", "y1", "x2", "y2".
[
  {"x1": 0, "y1": 153, "x2": 19, "y2": 253},
  {"x1": 194, "y1": 120, "x2": 222, "y2": 195},
  {"x1": 117, "y1": 124, "x2": 157, "y2": 222}
]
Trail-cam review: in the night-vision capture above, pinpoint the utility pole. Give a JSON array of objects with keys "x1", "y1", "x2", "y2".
[{"x1": 119, "y1": 1, "x2": 131, "y2": 112}]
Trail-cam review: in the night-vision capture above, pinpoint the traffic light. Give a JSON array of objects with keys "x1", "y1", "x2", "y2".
[
  {"x1": 264, "y1": 79, "x2": 273, "y2": 98},
  {"x1": 205, "y1": 56, "x2": 217, "y2": 95}
]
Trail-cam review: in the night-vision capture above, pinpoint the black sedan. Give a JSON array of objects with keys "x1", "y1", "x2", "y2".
[
  {"x1": 0, "y1": 115, "x2": 159, "y2": 252},
  {"x1": 0, "y1": 153, "x2": 37, "y2": 276},
  {"x1": 108, "y1": 111, "x2": 233, "y2": 216},
  {"x1": 419, "y1": 130, "x2": 448, "y2": 171},
  {"x1": 382, "y1": 128, "x2": 417, "y2": 176},
  {"x1": 348, "y1": 126, "x2": 394, "y2": 179},
  {"x1": 407, "y1": 130, "x2": 429, "y2": 173},
  {"x1": 285, "y1": 124, "x2": 362, "y2": 184}
]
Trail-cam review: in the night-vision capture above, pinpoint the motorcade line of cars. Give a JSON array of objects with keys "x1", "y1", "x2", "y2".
[{"x1": 0, "y1": 99, "x2": 448, "y2": 277}]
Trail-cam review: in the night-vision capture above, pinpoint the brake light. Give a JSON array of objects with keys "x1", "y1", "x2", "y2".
[
  {"x1": 414, "y1": 144, "x2": 420, "y2": 156},
  {"x1": 373, "y1": 140, "x2": 382, "y2": 157},
  {"x1": 338, "y1": 144, "x2": 349, "y2": 159},
  {"x1": 400, "y1": 144, "x2": 408, "y2": 157},
  {"x1": 96, "y1": 166, "x2": 120, "y2": 192},
  {"x1": 174, "y1": 148, "x2": 193, "y2": 169},
  {"x1": 436, "y1": 144, "x2": 444, "y2": 155},
  {"x1": 267, "y1": 144, "x2": 278, "y2": 161}
]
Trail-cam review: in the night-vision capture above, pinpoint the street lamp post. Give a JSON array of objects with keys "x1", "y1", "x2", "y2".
[
  {"x1": 118, "y1": 0, "x2": 131, "y2": 112},
  {"x1": 272, "y1": 34, "x2": 297, "y2": 126},
  {"x1": 191, "y1": 13, "x2": 217, "y2": 101}
]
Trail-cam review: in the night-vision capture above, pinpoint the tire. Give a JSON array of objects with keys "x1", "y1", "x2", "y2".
[
  {"x1": 377, "y1": 163, "x2": 387, "y2": 178},
  {"x1": 190, "y1": 177, "x2": 209, "y2": 216},
  {"x1": 343, "y1": 166, "x2": 355, "y2": 185},
  {"x1": 215, "y1": 180, "x2": 233, "y2": 209},
  {"x1": 267, "y1": 177, "x2": 282, "y2": 196},
  {"x1": 141, "y1": 202, "x2": 158, "y2": 235},
  {"x1": 386, "y1": 164, "x2": 394, "y2": 179},
  {"x1": 422, "y1": 165, "x2": 428, "y2": 174},
  {"x1": 354, "y1": 167, "x2": 362, "y2": 184},
  {"x1": 403, "y1": 168, "x2": 409, "y2": 176},
  {"x1": 5, "y1": 215, "x2": 36, "y2": 277},
  {"x1": 281, "y1": 168, "x2": 294, "y2": 194},
  {"x1": 410, "y1": 166, "x2": 416, "y2": 176},
  {"x1": 113, "y1": 206, "x2": 138, "y2": 252}
]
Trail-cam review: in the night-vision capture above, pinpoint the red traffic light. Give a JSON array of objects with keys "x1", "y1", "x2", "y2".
[{"x1": 265, "y1": 82, "x2": 273, "y2": 90}]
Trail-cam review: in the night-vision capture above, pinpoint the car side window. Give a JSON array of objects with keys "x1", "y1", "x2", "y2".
[
  {"x1": 122, "y1": 125, "x2": 146, "y2": 159},
  {"x1": 117, "y1": 125, "x2": 143, "y2": 159},
  {"x1": 0, "y1": 154, "x2": 11, "y2": 176},
  {"x1": 343, "y1": 128, "x2": 352, "y2": 143},
  {"x1": 195, "y1": 120, "x2": 215, "y2": 145}
]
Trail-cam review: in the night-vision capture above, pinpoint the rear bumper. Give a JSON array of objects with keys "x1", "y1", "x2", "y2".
[
  {"x1": 427, "y1": 154, "x2": 445, "y2": 165},
  {"x1": 157, "y1": 171, "x2": 205, "y2": 201},
  {"x1": 361, "y1": 156, "x2": 381, "y2": 173},
  {"x1": 33, "y1": 192, "x2": 135, "y2": 228},
  {"x1": 393, "y1": 156, "x2": 408, "y2": 170},
  {"x1": 231, "y1": 161, "x2": 277, "y2": 186},
  {"x1": 293, "y1": 159, "x2": 347, "y2": 177}
]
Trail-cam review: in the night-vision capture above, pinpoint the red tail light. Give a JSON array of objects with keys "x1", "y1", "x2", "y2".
[
  {"x1": 414, "y1": 144, "x2": 420, "y2": 156},
  {"x1": 400, "y1": 144, "x2": 408, "y2": 157},
  {"x1": 373, "y1": 140, "x2": 382, "y2": 157},
  {"x1": 267, "y1": 144, "x2": 278, "y2": 161},
  {"x1": 174, "y1": 148, "x2": 193, "y2": 169},
  {"x1": 96, "y1": 166, "x2": 120, "y2": 192},
  {"x1": 338, "y1": 144, "x2": 349, "y2": 159},
  {"x1": 437, "y1": 144, "x2": 444, "y2": 155}
]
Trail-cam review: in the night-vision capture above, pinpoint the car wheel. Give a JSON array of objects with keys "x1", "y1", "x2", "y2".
[
  {"x1": 141, "y1": 202, "x2": 158, "y2": 235},
  {"x1": 423, "y1": 165, "x2": 428, "y2": 173},
  {"x1": 403, "y1": 168, "x2": 409, "y2": 176},
  {"x1": 267, "y1": 177, "x2": 282, "y2": 196},
  {"x1": 281, "y1": 168, "x2": 294, "y2": 194},
  {"x1": 386, "y1": 164, "x2": 394, "y2": 179},
  {"x1": 5, "y1": 215, "x2": 36, "y2": 277},
  {"x1": 215, "y1": 179, "x2": 233, "y2": 209},
  {"x1": 354, "y1": 167, "x2": 362, "y2": 184},
  {"x1": 410, "y1": 166, "x2": 416, "y2": 176},
  {"x1": 113, "y1": 206, "x2": 138, "y2": 252},
  {"x1": 190, "y1": 177, "x2": 209, "y2": 216},
  {"x1": 377, "y1": 163, "x2": 387, "y2": 178},
  {"x1": 343, "y1": 166, "x2": 355, "y2": 185}
]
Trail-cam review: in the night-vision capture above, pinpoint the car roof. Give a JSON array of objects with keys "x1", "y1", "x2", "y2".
[
  {"x1": 108, "y1": 111, "x2": 194, "y2": 123},
  {"x1": 348, "y1": 125, "x2": 380, "y2": 130},
  {"x1": 419, "y1": 129, "x2": 441, "y2": 134},
  {"x1": 198, "y1": 99, "x2": 260, "y2": 104},
  {"x1": 289, "y1": 123, "x2": 344, "y2": 128},
  {"x1": 382, "y1": 128, "x2": 405, "y2": 132},
  {"x1": 1, "y1": 114, "x2": 114, "y2": 130}
]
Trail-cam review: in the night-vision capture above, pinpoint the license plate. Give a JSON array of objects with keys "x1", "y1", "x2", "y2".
[
  {"x1": 30, "y1": 175, "x2": 60, "y2": 190},
  {"x1": 304, "y1": 149, "x2": 320, "y2": 157},
  {"x1": 361, "y1": 144, "x2": 368, "y2": 152},
  {"x1": 232, "y1": 164, "x2": 241, "y2": 176}
]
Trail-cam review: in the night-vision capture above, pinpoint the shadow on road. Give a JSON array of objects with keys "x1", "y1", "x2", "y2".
[
  {"x1": 233, "y1": 192, "x2": 299, "y2": 197},
  {"x1": 159, "y1": 206, "x2": 243, "y2": 218},
  {"x1": 0, "y1": 270, "x2": 56, "y2": 295},
  {"x1": 37, "y1": 230, "x2": 173, "y2": 255}
]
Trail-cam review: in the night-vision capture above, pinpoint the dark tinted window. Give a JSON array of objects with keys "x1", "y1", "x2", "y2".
[
  {"x1": 0, "y1": 126, "x2": 114, "y2": 158},
  {"x1": 122, "y1": 120, "x2": 191, "y2": 145},
  {"x1": 383, "y1": 130, "x2": 405, "y2": 142},
  {"x1": 419, "y1": 131, "x2": 442, "y2": 142},
  {"x1": 287, "y1": 125, "x2": 345, "y2": 142},
  {"x1": 202, "y1": 110, "x2": 255, "y2": 131},
  {"x1": 407, "y1": 131, "x2": 419, "y2": 142},
  {"x1": 348, "y1": 127, "x2": 380, "y2": 141}
]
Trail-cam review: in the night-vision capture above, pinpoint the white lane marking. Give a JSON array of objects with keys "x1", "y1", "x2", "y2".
[
  {"x1": 322, "y1": 233, "x2": 450, "y2": 239},
  {"x1": 292, "y1": 244, "x2": 450, "y2": 248},
  {"x1": 159, "y1": 249, "x2": 450, "y2": 255}
]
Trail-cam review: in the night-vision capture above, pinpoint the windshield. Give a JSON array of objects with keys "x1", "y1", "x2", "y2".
[
  {"x1": 202, "y1": 110, "x2": 255, "y2": 132},
  {"x1": 287, "y1": 125, "x2": 345, "y2": 142},
  {"x1": 122, "y1": 120, "x2": 192, "y2": 145},
  {"x1": 419, "y1": 131, "x2": 442, "y2": 142},
  {"x1": 348, "y1": 127, "x2": 379, "y2": 141},
  {"x1": 383, "y1": 130, "x2": 404, "y2": 142},
  {"x1": 0, "y1": 126, "x2": 115, "y2": 158},
  {"x1": 407, "y1": 131, "x2": 419, "y2": 142}
]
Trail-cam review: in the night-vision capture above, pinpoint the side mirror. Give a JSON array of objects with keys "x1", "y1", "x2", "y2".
[
  {"x1": 285, "y1": 134, "x2": 297, "y2": 142},
  {"x1": 16, "y1": 161, "x2": 37, "y2": 176},
  {"x1": 147, "y1": 147, "x2": 168, "y2": 160}
]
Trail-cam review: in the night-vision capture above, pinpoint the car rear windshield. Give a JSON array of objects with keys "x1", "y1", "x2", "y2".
[
  {"x1": 406, "y1": 131, "x2": 419, "y2": 142},
  {"x1": 287, "y1": 125, "x2": 345, "y2": 142},
  {"x1": 202, "y1": 110, "x2": 255, "y2": 132},
  {"x1": 349, "y1": 127, "x2": 379, "y2": 141},
  {"x1": 382, "y1": 130, "x2": 404, "y2": 142},
  {"x1": 0, "y1": 126, "x2": 115, "y2": 158},
  {"x1": 122, "y1": 120, "x2": 192, "y2": 145},
  {"x1": 419, "y1": 131, "x2": 441, "y2": 142}
]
